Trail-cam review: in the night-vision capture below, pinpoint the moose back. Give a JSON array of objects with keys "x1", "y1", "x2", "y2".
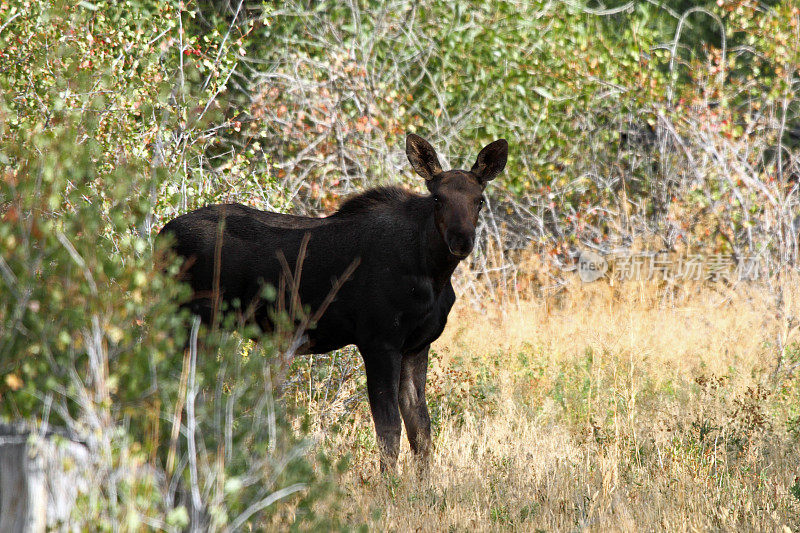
[{"x1": 160, "y1": 134, "x2": 508, "y2": 471}]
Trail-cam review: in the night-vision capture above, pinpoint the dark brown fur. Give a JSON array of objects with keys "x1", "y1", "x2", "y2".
[{"x1": 159, "y1": 134, "x2": 508, "y2": 471}]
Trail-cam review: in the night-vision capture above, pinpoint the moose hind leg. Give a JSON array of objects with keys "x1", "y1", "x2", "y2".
[
  {"x1": 361, "y1": 346, "x2": 402, "y2": 473},
  {"x1": 399, "y1": 345, "x2": 432, "y2": 461}
]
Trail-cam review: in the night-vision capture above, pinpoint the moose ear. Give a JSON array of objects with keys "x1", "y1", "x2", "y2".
[
  {"x1": 471, "y1": 139, "x2": 508, "y2": 184},
  {"x1": 406, "y1": 133, "x2": 443, "y2": 181}
]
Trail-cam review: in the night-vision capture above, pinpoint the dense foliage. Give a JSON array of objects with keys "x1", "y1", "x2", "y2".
[
  {"x1": 217, "y1": 0, "x2": 800, "y2": 275},
  {"x1": 0, "y1": 1, "x2": 336, "y2": 529}
]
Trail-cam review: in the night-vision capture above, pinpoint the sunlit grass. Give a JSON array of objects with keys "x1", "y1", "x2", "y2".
[{"x1": 292, "y1": 280, "x2": 800, "y2": 531}]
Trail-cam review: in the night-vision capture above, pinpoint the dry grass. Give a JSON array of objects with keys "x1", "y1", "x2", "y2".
[{"x1": 295, "y1": 280, "x2": 800, "y2": 531}]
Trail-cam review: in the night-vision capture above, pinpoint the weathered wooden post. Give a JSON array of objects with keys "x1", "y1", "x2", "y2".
[{"x1": 0, "y1": 424, "x2": 89, "y2": 532}]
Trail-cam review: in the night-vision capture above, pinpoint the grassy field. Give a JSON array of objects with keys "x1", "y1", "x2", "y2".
[{"x1": 289, "y1": 280, "x2": 800, "y2": 531}]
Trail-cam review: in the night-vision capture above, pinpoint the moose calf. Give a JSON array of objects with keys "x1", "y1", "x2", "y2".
[{"x1": 160, "y1": 134, "x2": 508, "y2": 471}]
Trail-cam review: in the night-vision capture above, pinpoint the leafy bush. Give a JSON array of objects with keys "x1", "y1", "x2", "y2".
[
  {"x1": 0, "y1": 1, "x2": 341, "y2": 529},
  {"x1": 207, "y1": 0, "x2": 800, "y2": 285}
]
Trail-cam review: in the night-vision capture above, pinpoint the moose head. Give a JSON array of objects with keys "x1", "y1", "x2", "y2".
[{"x1": 406, "y1": 133, "x2": 508, "y2": 258}]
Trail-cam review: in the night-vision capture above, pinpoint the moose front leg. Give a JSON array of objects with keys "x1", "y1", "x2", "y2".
[
  {"x1": 360, "y1": 345, "x2": 402, "y2": 473},
  {"x1": 399, "y1": 345, "x2": 432, "y2": 463}
]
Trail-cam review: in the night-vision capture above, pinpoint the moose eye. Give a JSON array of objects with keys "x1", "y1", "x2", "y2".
[
  {"x1": 433, "y1": 195, "x2": 441, "y2": 204},
  {"x1": 477, "y1": 198, "x2": 485, "y2": 208}
]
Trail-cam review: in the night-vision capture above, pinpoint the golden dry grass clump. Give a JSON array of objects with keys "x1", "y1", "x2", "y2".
[{"x1": 297, "y1": 279, "x2": 800, "y2": 531}]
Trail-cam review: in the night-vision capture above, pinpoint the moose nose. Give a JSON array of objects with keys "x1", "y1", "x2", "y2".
[{"x1": 445, "y1": 230, "x2": 474, "y2": 258}]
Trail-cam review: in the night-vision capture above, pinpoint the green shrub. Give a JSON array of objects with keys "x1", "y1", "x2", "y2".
[{"x1": 0, "y1": 1, "x2": 340, "y2": 529}]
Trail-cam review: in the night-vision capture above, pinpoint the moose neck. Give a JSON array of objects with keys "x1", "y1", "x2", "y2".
[{"x1": 420, "y1": 197, "x2": 462, "y2": 289}]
